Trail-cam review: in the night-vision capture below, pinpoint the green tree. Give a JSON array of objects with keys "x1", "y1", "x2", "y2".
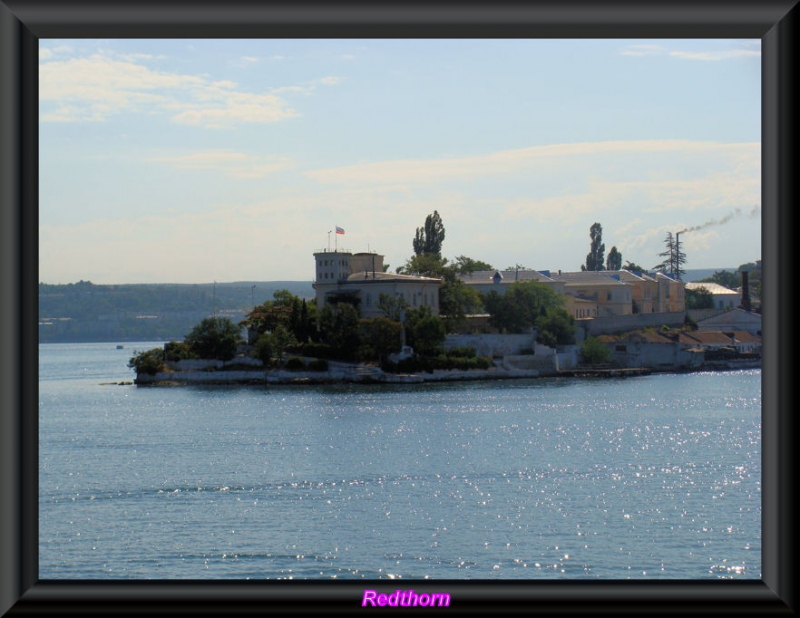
[
  {"x1": 404, "y1": 307, "x2": 447, "y2": 356},
  {"x1": 580, "y1": 337, "x2": 611, "y2": 365},
  {"x1": 412, "y1": 210, "x2": 446, "y2": 257},
  {"x1": 396, "y1": 252, "x2": 483, "y2": 330},
  {"x1": 452, "y1": 255, "x2": 493, "y2": 274},
  {"x1": 242, "y1": 292, "x2": 294, "y2": 336},
  {"x1": 482, "y1": 280, "x2": 563, "y2": 334},
  {"x1": 606, "y1": 246, "x2": 622, "y2": 271},
  {"x1": 438, "y1": 271, "x2": 483, "y2": 331},
  {"x1": 252, "y1": 332, "x2": 276, "y2": 365},
  {"x1": 397, "y1": 252, "x2": 447, "y2": 277},
  {"x1": 378, "y1": 292, "x2": 409, "y2": 321},
  {"x1": 535, "y1": 307, "x2": 576, "y2": 348},
  {"x1": 164, "y1": 341, "x2": 197, "y2": 362},
  {"x1": 273, "y1": 324, "x2": 299, "y2": 361},
  {"x1": 623, "y1": 260, "x2": 648, "y2": 273},
  {"x1": 127, "y1": 348, "x2": 166, "y2": 375},
  {"x1": 685, "y1": 285, "x2": 715, "y2": 309},
  {"x1": 294, "y1": 299, "x2": 318, "y2": 343},
  {"x1": 654, "y1": 232, "x2": 687, "y2": 280},
  {"x1": 184, "y1": 316, "x2": 243, "y2": 360},
  {"x1": 699, "y1": 270, "x2": 738, "y2": 289},
  {"x1": 581, "y1": 222, "x2": 605, "y2": 272},
  {"x1": 360, "y1": 317, "x2": 403, "y2": 361},
  {"x1": 318, "y1": 302, "x2": 362, "y2": 359}
]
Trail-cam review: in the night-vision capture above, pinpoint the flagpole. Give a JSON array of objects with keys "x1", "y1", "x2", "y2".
[
  {"x1": 335, "y1": 225, "x2": 338, "y2": 252},
  {"x1": 328, "y1": 230, "x2": 331, "y2": 252}
]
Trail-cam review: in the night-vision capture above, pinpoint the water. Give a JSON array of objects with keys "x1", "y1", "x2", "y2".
[{"x1": 39, "y1": 342, "x2": 761, "y2": 580}]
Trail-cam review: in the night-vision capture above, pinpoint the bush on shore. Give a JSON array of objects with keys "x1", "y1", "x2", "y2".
[{"x1": 127, "y1": 348, "x2": 166, "y2": 375}]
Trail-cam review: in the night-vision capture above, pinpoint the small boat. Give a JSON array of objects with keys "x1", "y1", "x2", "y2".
[{"x1": 116, "y1": 344, "x2": 124, "y2": 349}]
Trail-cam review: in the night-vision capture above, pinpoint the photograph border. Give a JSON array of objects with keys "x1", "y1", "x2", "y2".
[{"x1": 2, "y1": 1, "x2": 795, "y2": 614}]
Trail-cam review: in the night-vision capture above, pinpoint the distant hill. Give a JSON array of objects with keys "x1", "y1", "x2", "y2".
[
  {"x1": 683, "y1": 268, "x2": 737, "y2": 283},
  {"x1": 39, "y1": 280, "x2": 315, "y2": 343},
  {"x1": 38, "y1": 273, "x2": 745, "y2": 343}
]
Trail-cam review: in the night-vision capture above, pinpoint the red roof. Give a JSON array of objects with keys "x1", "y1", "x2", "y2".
[
  {"x1": 725, "y1": 330, "x2": 761, "y2": 343},
  {"x1": 683, "y1": 331, "x2": 735, "y2": 345}
]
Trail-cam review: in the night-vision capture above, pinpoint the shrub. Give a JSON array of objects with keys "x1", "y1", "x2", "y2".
[
  {"x1": 447, "y1": 346, "x2": 477, "y2": 358},
  {"x1": 580, "y1": 337, "x2": 611, "y2": 366},
  {"x1": 285, "y1": 356, "x2": 306, "y2": 370},
  {"x1": 308, "y1": 358, "x2": 329, "y2": 372},
  {"x1": 184, "y1": 316, "x2": 243, "y2": 361},
  {"x1": 252, "y1": 332, "x2": 276, "y2": 364},
  {"x1": 301, "y1": 342, "x2": 336, "y2": 359},
  {"x1": 164, "y1": 340, "x2": 196, "y2": 362},
  {"x1": 127, "y1": 348, "x2": 166, "y2": 375}
]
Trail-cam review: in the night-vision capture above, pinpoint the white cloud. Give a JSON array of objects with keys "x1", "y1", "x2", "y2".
[
  {"x1": 147, "y1": 150, "x2": 296, "y2": 178},
  {"x1": 620, "y1": 44, "x2": 667, "y2": 57},
  {"x1": 306, "y1": 140, "x2": 759, "y2": 186},
  {"x1": 669, "y1": 49, "x2": 761, "y2": 61},
  {"x1": 39, "y1": 52, "x2": 301, "y2": 127},
  {"x1": 620, "y1": 42, "x2": 760, "y2": 60},
  {"x1": 273, "y1": 76, "x2": 342, "y2": 96}
]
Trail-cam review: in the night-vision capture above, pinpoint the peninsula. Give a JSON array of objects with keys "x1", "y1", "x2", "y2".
[{"x1": 126, "y1": 215, "x2": 761, "y2": 386}]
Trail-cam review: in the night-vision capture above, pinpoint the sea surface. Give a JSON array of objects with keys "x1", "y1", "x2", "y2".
[{"x1": 39, "y1": 342, "x2": 761, "y2": 580}]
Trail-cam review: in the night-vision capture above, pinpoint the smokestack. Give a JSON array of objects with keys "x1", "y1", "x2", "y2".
[{"x1": 741, "y1": 270, "x2": 751, "y2": 311}]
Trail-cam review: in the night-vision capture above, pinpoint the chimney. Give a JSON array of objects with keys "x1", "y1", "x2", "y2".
[{"x1": 741, "y1": 270, "x2": 751, "y2": 311}]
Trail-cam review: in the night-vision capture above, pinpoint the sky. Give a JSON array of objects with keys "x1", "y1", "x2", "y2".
[{"x1": 39, "y1": 38, "x2": 761, "y2": 285}]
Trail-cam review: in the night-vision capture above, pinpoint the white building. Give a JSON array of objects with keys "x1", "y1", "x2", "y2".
[
  {"x1": 458, "y1": 268, "x2": 685, "y2": 318},
  {"x1": 685, "y1": 281, "x2": 741, "y2": 310},
  {"x1": 313, "y1": 250, "x2": 442, "y2": 318}
]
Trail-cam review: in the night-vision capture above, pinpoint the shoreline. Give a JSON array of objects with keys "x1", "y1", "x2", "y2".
[{"x1": 132, "y1": 358, "x2": 760, "y2": 386}]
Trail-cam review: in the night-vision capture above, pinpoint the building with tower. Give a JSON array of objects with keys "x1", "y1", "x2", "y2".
[{"x1": 313, "y1": 250, "x2": 442, "y2": 319}]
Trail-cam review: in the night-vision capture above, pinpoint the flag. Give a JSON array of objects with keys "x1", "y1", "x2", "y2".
[{"x1": 335, "y1": 226, "x2": 345, "y2": 234}]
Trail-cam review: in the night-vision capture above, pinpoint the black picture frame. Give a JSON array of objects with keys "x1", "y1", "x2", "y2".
[{"x1": 1, "y1": 1, "x2": 795, "y2": 614}]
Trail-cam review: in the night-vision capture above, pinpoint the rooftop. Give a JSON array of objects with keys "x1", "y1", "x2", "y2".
[
  {"x1": 685, "y1": 282, "x2": 740, "y2": 295},
  {"x1": 458, "y1": 269, "x2": 555, "y2": 284},
  {"x1": 345, "y1": 271, "x2": 441, "y2": 283}
]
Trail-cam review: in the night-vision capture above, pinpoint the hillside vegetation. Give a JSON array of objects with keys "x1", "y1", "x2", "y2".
[{"x1": 39, "y1": 280, "x2": 314, "y2": 343}]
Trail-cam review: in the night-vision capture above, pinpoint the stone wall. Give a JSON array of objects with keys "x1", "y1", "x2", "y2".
[
  {"x1": 579, "y1": 312, "x2": 686, "y2": 337},
  {"x1": 166, "y1": 356, "x2": 264, "y2": 371},
  {"x1": 606, "y1": 341, "x2": 705, "y2": 371},
  {"x1": 442, "y1": 333, "x2": 537, "y2": 357}
]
